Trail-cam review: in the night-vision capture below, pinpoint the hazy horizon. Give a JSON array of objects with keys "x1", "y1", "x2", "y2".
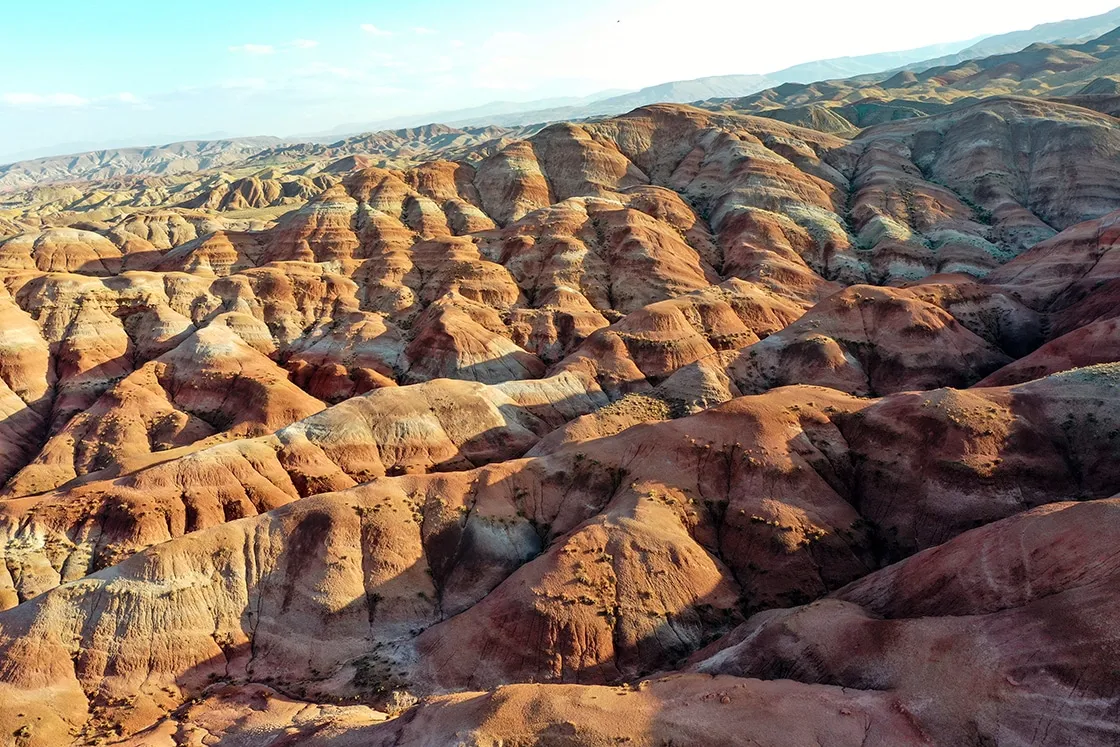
[{"x1": 2, "y1": 0, "x2": 1118, "y2": 162}]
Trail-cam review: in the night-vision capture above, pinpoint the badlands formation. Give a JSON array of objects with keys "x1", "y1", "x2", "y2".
[{"x1": 0, "y1": 28, "x2": 1120, "y2": 747}]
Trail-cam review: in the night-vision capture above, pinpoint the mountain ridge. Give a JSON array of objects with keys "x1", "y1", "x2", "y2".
[
  {"x1": 6, "y1": 7, "x2": 1119, "y2": 186},
  {"x1": 0, "y1": 16, "x2": 1119, "y2": 742}
]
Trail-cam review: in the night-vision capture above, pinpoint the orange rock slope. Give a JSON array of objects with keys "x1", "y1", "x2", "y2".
[{"x1": 0, "y1": 86, "x2": 1118, "y2": 746}]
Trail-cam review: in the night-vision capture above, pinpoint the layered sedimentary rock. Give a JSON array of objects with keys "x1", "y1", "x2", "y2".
[
  {"x1": 3, "y1": 365, "x2": 1120, "y2": 745},
  {"x1": 0, "y1": 60, "x2": 1118, "y2": 745},
  {"x1": 1, "y1": 323, "x2": 327, "y2": 497},
  {"x1": 691, "y1": 495, "x2": 1120, "y2": 745}
]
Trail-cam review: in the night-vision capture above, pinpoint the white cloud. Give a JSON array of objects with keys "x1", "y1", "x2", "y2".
[
  {"x1": 1, "y1": 91, "x2": 150, "y2": 111},
  {"x1": 360, "y1": 23, "x2": 392, "y2": 36},
  {"x1": 413, "y1": 27, "x2": 437, "y2": 35},
  {"x1": 228, "y1": 43, "x2": 275, "y2": 55},
  {"x1": 229, "y1": 40, "x2": 316, "y2": 54},
  {"x1": 219, "y1": 77, "x2": 269, "y2": 90},
  {"x1": 449, "y1": 39, "x2": 465, "y2": 49},
  {"x1": 106, "y1": 92, "x2": 154, "y2": 110},
  {"x1": 1, "y1": 92, "x2": 90, "y2": 107}
]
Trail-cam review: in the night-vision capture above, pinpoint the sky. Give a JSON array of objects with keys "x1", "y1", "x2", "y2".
[{"x1": 1, "y1": 0, "x2": 1118, "y2": 162}]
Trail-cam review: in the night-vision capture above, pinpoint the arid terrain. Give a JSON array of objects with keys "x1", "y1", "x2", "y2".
[{"x1": 0, "y1": 22, "x2": 1119, "y2": 747}]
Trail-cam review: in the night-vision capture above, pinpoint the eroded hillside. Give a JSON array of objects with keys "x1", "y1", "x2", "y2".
[{"x1": 0, "y1": 27, "x2": 1119, "y2": 747}]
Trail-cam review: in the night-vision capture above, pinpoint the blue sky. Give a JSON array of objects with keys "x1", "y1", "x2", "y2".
[{"x1": 1, "y1": 0, "x2": 1118, "y2": 161}]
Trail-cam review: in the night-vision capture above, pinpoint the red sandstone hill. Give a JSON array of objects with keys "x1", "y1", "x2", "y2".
[{"x1": 0, "y1": 38, "x2": 1118, "y2": 745}]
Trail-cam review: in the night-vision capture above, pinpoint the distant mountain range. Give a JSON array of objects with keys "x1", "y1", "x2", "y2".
[
  {"x1": 305, "y1": 91, "x2": 629, "y2": 140},
  {"x1": 324, "y1": 40, "x2": 988, "y2": 133},
  {"x1": 898, "y1": 5, "x2": 1120, "y2": 69},
  {"x1": 697, "y1": 25, "x2": 1120, "y2": 133},
  {"x1": 337, "y1": 6, "x2": 1120, "y2": 132},
  {"x1": 0, "y1": 138, "x2": 284, "y2": 193},
  {"x1": 2, "y1": 6, "x2": 1118, "y2": 190}
]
